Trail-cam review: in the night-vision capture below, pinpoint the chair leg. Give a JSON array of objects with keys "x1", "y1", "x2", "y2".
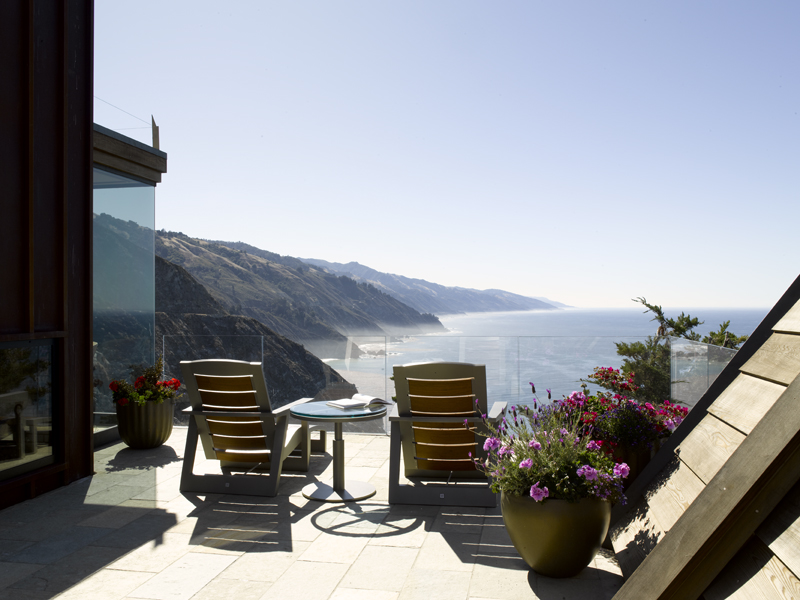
[
  {"x1": 180, "y1": 417, "x2": 200, "y2": 492},
  {"x1": 388, "y1": 420, "x2": 402, "y2": 504},
  {"x1": 296, "y1": 420, "x2": 311, "y2": 472},
  {"x1": 265, "y1": 419, "x2": 290, "y2": 497}
]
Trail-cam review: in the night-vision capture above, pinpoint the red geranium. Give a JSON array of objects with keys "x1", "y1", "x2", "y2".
[
  {"x1": 118, "y1": 397, "x2": 129, "y2": 406},
  {"x1": 109, "y1": 381, "x2": 119, "y2": 392},
  {"x1": 134, "y1": 376, "x2": 145, "y2": 389}
]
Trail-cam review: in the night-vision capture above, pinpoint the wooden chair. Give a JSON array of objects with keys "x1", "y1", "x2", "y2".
[
  {"x1": 179, "y1": 359, "x2": 323, "y2": 497},
  {"x1": 389, "y1": 362, "x2": 506, "y2": 507}
]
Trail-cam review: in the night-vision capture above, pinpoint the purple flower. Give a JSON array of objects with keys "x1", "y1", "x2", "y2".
[
  {"x1": 530, "y1": 482, "x2": 549, "y2": 502},
  {"x1": 586, "y1": 440, "x2": 601, "y2": 451},
  {"x1": 529, "y1": 440, "x2": 542, "y2": 450},
  {"x1": 614, "y1": 463, "x2": 630, "y2": 479},
  {"x1": 498, "y1": 446, "x2": 514, "y2": 457},
  {"x1": 529, "y1": 382, "x2": 536, "y2": 394},
  {"x1": 577, "y1": 465, "x2": 598, "y2": 481},
  {"x1": 560, "y1": 428, "x2": 568, "y2": 436},
  {"x1": 546, "y1": 388, "x2": 552, "y2": 399},
  {"x1": 483, "y1": 437, "x2": 501, "y2": 452},
  {"x1": 519, "y1": 458, "x2": 533, "y2": 469}
]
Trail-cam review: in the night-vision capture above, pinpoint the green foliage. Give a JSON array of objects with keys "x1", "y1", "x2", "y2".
[
  {"x1": 702, "y1": 320, "x2": 749, "y2": 349},
  {"x1": 109, "y1": 355, "x2": 182, "y2": 407},
  {"x1": 604, "y1": 298, "x2": 749, "y2": 403},
  {"x1": 476, "y1": 402, "x2": 627, "y2": 504}
]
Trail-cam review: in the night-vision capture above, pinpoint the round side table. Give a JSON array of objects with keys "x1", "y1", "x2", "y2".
[{"x1": 290, "y1": 402, "x2": 387, "y2": 502}]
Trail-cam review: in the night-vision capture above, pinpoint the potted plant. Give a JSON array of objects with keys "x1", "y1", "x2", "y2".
[
  {"x1": 579, "y1": 367, "x2": 689, "y2": 485},
  {"x1": 108, "y1": 355, "x2": 181, "y2": 449},
  {"x1": 474, "y1": 387, "x2": 629, "y2": 578}
]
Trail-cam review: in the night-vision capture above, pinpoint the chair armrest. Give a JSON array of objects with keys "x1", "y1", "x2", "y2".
[
  {"x1": 487, "y1": 401, "x2": 507, "y2": 422},
  {"x1": 272, "y1": 397, "x2": 315, "y2": 417}
]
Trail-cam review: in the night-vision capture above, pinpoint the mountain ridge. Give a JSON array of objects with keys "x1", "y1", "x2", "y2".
[{"x1": 298, "y1": 258, "x2": 564, "y2": 315}]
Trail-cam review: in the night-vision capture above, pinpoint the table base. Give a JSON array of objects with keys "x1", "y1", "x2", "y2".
[{"x1": 302, "y1": 480, "x2": 376, "y2": 503}]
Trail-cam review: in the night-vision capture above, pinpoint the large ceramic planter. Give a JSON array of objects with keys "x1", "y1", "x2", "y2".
[
  {"x1": 116, "y1": 400, "x2": 174, "y2": 449},
  {"x1": 500, "y1": 491, "x2": 611, "y2": 578}
]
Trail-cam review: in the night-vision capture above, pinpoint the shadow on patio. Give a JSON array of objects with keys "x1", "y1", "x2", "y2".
[{"x1": 0, "y1": 428, "x2": 623, "y2": 600}]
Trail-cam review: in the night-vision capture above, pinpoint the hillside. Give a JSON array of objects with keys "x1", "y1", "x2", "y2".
[
  {"x1": 298, "y1": 258, "x2": 561, "y2": 315},
  {"x1": 155, "y1": 232, "x2": 446, "y2": 356},
  {"x1": 155, "y1": 256, "x2": 354, "y2": 409}
]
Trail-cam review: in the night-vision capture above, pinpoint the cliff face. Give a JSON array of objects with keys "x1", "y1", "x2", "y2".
[
  {"x1": 156, "y1": 233, "x2": 447, "y2": 345},
  {"x1": 155, "y1": 256, "x2": 226, "y2": 316},
  {"x1": 155, "y1": 256, "x2": 353, "y2": 410}
]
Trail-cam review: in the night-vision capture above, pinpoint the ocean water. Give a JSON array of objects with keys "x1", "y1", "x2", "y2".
[{"x1": 327, "y1": 307, "x2": 768, "y2": 409}]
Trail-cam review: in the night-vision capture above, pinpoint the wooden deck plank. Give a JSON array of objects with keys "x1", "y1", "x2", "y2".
[
  {"x1": 703, "y1": 537, "x2": 800, "y2": 600},
  {"x1": 709, "y1": 374, "x2": 786, "y2": 435},
  {"x1": 646, "y1": 457, "x2": 706, "y2": 531},
  {"x1": 740, "y1": 334, "x2": 800, "y2": 386},
  {"x1": 677, "y1": 414, "x2": 746, "y2": 485},
  {"x1": 757, "y1": 480, "x2": 800, "y2": 580},
  {"x1": 773, "y1": 301, "x2": 800, "y2": 335}
]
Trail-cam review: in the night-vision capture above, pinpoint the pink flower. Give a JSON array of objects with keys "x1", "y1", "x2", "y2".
[
  {"x1": 529, "y1": 440, "x2": 542, "y2": 450},
  {"x1": 530, "y1": 482, "x2": 549, "y2": 502},
  {"x1": 586, "y1": 440, "x2": 601, "y2": 451},
  {"x1": 614, "y1": 463, "x2": 630, "y2": 478},
  {"x1": 519, "y1": 458, "x2": 533, "y2": 469},
  {"x1": 577, "y1": 465, "x2": 598, "y2": 481},
  {"x1": 483, "y1": 437, "x2": 501, "y2": 452}
]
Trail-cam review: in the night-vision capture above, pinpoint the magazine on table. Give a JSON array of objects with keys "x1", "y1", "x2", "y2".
[{"x1": 326, "y1": 394, "x2": 393, "y2": 410}]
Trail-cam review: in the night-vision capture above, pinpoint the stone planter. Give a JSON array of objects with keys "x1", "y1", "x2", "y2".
[
  {"x1": 501, "y1": 491, "x2": 611, "y2": 578},
  {"x1": 116, "y1": 399, "x2": 174, "y2": 449}
]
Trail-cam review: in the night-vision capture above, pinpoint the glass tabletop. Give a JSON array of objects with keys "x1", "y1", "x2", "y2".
[{"x1": 290, "y1": 402, "x2": 387, "y2": 421}]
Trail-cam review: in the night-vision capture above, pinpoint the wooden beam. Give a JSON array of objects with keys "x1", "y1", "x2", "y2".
[
  {"x1": 708, "y1": 374, "x2": 785, "y2": 436},
  {"x1": 613, "y1": 376, "x2": 800, "y2": 600},
  {"x1": 677, "y1": 413, "x2": 745, "y2": 485}
]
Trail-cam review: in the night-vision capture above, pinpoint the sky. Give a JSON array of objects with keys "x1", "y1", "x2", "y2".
[{"x1": 94, "y1": 1, "x2": 798, "y2": 309}]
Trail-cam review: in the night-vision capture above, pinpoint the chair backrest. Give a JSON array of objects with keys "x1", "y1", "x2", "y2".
[
  {"x1": 181, "y1": 359, "x2": 276, "y2": 462},
  {"x1": 393, "y1": 362, "x2": 488, "y2": 475}
]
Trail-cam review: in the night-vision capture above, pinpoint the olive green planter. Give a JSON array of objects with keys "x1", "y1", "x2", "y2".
[
  {"x1": 500, "y1": 491, "x2": 611, "y2": 578},
  {"x1": 116, "y1": 400, "x2": 174, "y2": 449}
]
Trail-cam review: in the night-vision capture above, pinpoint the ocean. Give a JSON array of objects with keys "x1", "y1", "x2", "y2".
[{"x1": 326, "y1": 307, "x2": 768, "y2": 409}]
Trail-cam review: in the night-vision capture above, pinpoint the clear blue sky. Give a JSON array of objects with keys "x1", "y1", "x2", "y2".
[{"x1": 94, "y1": 1, "x2": 798, "y2": 309}]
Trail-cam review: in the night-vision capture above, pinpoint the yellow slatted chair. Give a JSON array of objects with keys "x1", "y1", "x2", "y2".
[
  {"x1": 180, "y1": 359, "x2": 322, "y2": 497},
  {"x1": 389, "y1": 362, "x2": 506, "y2": 507}
]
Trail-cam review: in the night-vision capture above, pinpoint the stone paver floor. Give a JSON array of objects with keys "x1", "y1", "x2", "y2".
[{"x1": 0, "y1": 427, "x2": 623, "y2": 600}]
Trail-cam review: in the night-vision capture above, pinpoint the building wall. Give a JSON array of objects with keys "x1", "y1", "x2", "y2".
[{"x1": 0, "y1": 0, "x2": 94, "y2": 508}]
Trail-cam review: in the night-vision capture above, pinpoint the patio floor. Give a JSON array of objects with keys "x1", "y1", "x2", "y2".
[{"x1": 0, "y1": 427, "x2": 624, "y2": 600}]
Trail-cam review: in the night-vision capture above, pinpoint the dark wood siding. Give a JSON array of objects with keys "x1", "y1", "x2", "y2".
[{"x1": 0, "y1": 0, "x2": 94, "y2": 508}]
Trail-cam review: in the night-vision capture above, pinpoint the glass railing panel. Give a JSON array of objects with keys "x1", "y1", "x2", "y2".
[
  {"x1": 516, "y1": 336, "x2": 645, "y2": 409},
  {"x1": 302, "y1": 336, "x2": 388, "y2": 434},
  {"x1": 162, "y1": 335, "x2": 265, "y2": 425},
  {"x1": 670, "y1": 337, "x2": 736, "y2": 408},
  {"x1": 161, "y1": 333, "x2": 733, "y2": 438},
  {"x1": 162, "y1": 335, "x2": 387, "y2": 432}
]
